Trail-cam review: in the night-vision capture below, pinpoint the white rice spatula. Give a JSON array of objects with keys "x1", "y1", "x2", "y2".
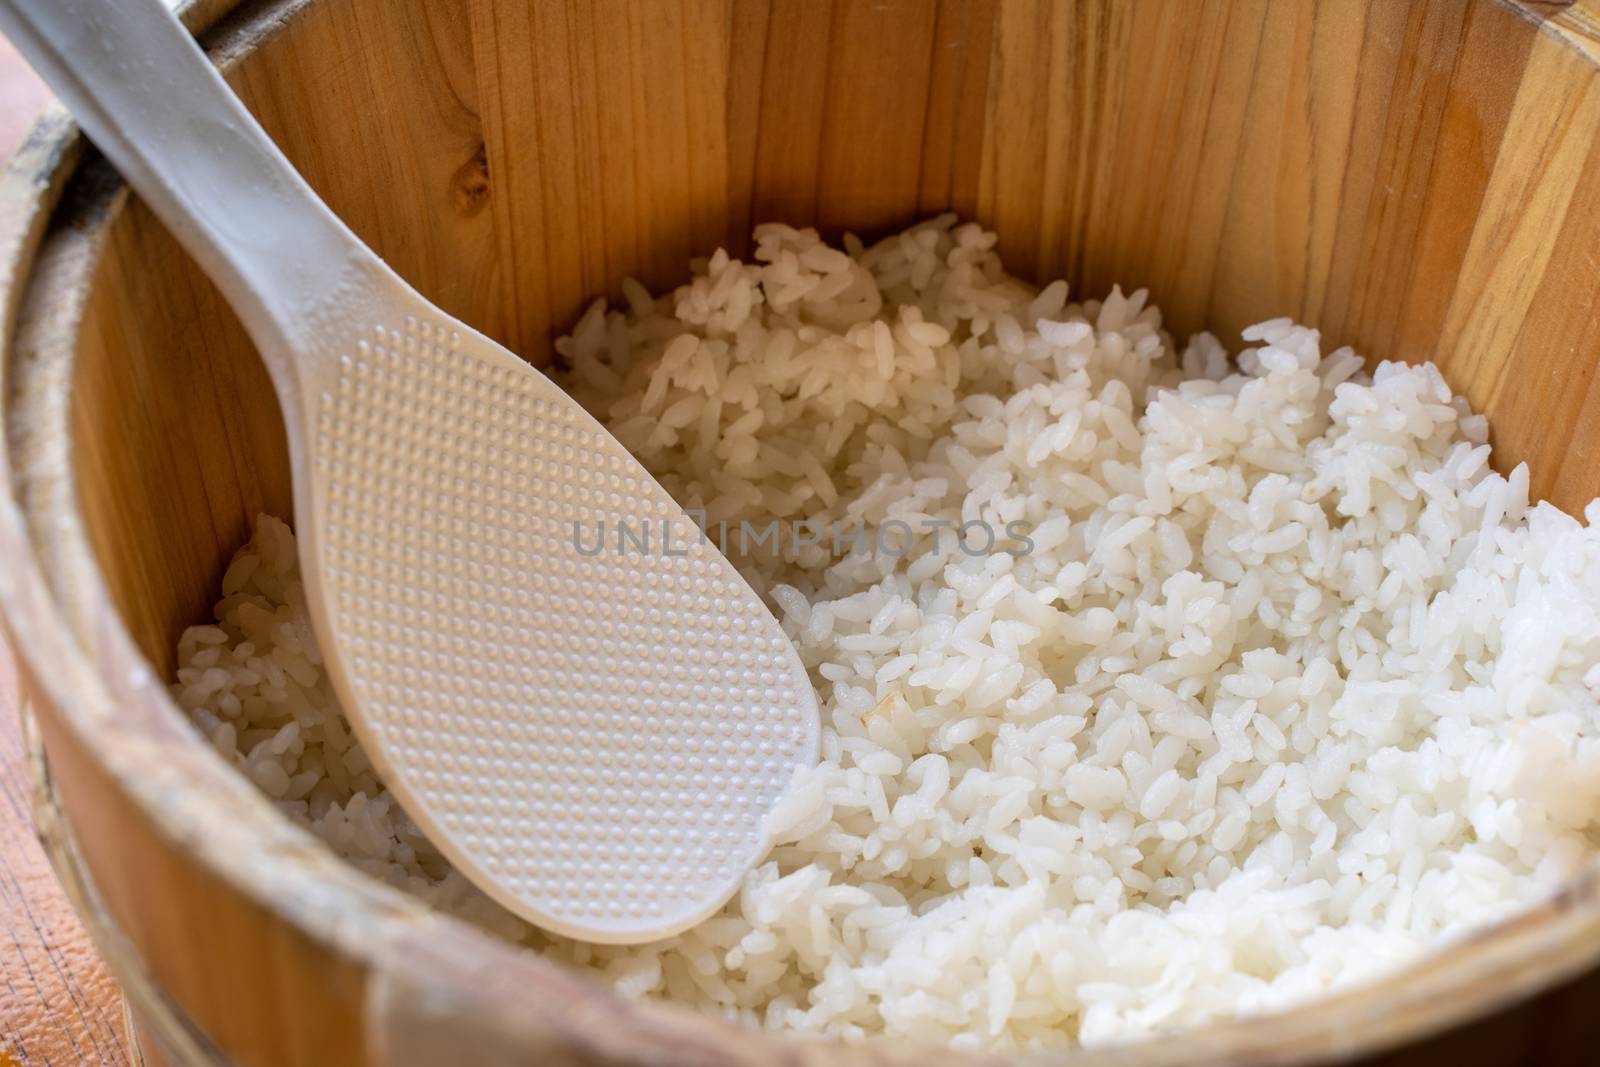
[{"x1": 0, "y1": 0, "x2": 819, "y2": 943}]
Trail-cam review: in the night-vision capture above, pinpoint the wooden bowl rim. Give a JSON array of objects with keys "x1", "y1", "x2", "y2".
[{"x1": 4, "y1": 1, "x2": 1600, "y2": 1063}]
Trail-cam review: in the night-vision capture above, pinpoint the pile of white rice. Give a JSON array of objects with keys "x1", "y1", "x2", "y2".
[{"x1": 174, "y1": 216, "x2": 1600, "y2": 1049}]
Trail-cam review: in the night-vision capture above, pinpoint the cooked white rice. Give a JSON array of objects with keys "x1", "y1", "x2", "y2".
[{"x1": 173, "y1": 216, "x2": 1600, "y2": 1049}]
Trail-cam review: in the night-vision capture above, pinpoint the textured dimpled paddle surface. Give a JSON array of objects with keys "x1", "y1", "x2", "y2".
[
  {"x1": 0, "y1": 0, "x2": 819, "y2": 947},
  {"x1": 305, "y1": 313, "x2": 821, "y2": 943}
]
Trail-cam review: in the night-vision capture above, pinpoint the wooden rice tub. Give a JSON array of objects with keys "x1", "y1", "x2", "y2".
[{"x1": 4, "y1": 0, "x2": 1600, "y2": 1063}]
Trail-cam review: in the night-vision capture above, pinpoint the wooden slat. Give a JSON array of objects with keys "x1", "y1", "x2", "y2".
[
  {"x1": 471, "y1": 0, "x2": 740, "y2": 359},
  {"x1": 0, "y1": 32, "x2": 132, "y2": 1067}
]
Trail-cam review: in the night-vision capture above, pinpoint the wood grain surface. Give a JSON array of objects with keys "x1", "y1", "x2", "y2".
[
  {"x1": 0, "y1": 32, "x2": 132, "y2": 1067},
  {"x1": 0, "y1": 637, "x2": 130, "y2": 1067}
]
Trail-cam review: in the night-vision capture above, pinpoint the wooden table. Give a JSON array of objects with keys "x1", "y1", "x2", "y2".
[
  {"x1": 0, "y1": 34, "x2": 134, "y2": 1067},
  {"x1": 0, "y1": 640, "x2": 132, "y2": 1067}
]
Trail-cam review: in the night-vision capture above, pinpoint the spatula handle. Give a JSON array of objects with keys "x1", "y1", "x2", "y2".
[{"x1": 0, "y1": 0, "x2": 375, "y2": 362}]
